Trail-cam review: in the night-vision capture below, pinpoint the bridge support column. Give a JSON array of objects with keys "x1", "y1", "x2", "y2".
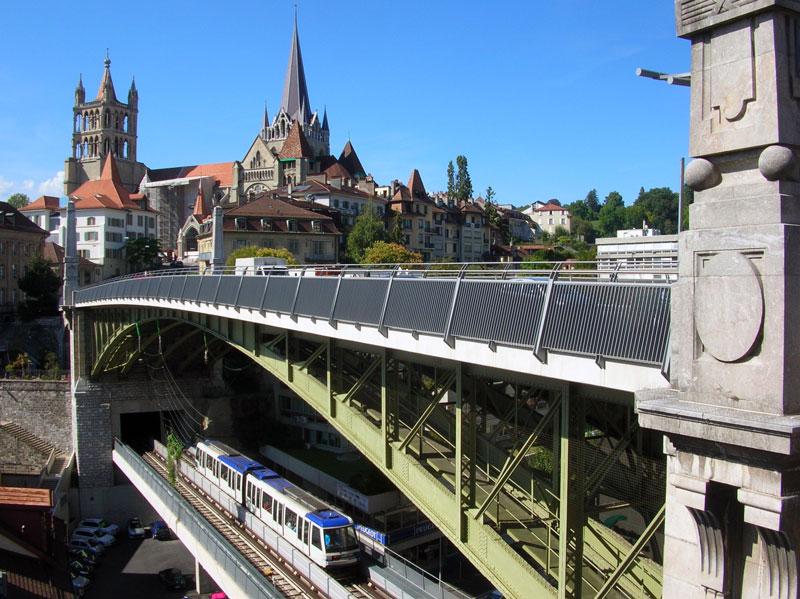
[
  {"x1": 557, "y1": 384, "x2": 583, "y2": 599},
  {"x1": 195, "y1": 559, "x2": 214, "y2": 594},
  {"x1": 638, "y1": 3, "x2": 800, "y2": 599}
]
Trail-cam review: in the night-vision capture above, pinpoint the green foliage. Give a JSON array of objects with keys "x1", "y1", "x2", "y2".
[
  {"x1": 566, "y1": 199, "x2": 592, "y2": 221},
  {"x1": 598, "y1": 191, "x2": 626, "y2": 237},
  {"x1": 389, "y1": 213, "x2": 405, "y2": 245},
  {"x1": 346, "y1": 206, "x2": 387, "y2": 262},
  {"x1": 225, "y1": 246, "x2": 297, "y2": 266},
  {"x1": 123, "y1": 236, "x2": 162, "y2": 273},
  {"x1": 166, "y1": 429, "x2": 183, "y2": 487},
  {"x1": 6, "y1": 193, "x2": 30, "y2": 209},
  {"x1": 454, "y1": 155, "x2": 473, "y2": 203},
  {"x1": 522, "y1": 248, "x2": 572, "y2": 269},
  {"x1": 485, "y1": 186, "x2": 495, "y2": 204},
  {"x1": 17, "y1": 254, "x2": 62, "y2": 320},
  {"x1": 362, "y1": 241, "x2": 422, "y2": 264},
  {"x1": 633, "y1": 186, "x2": 681, "y2": 234},
  {"x1": 446, "y1": 161, "x2": 455, "y2": 203},
  {"x1": 681, "y1": 185, "x2": 694, "y2": 232},
  {"x1": 584, "y1": 189, "x2": 600, "y2": 215},
  {"x1": 5, "y1": 352, "x2": 33, "y2": 376}
]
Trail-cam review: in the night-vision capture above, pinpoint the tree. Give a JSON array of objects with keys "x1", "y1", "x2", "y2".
[
  {"x1": 565, "y1": 199, "x2": 591, "y2": 221},
  {"x1": 454, "y1": 155, "x2": 473, "y2": 204},
  {"x1": 603, "y1": 191, "x2": 624, "y2": 209},
  {"x1": 584, "y1": 189, "x2": 600, "y2": 215},
  {"x1": 225, "y1": 246, "x2": 298, "y2": 267},
  {"x1": 346, "y1": 205, "x2": 387, "y2": 262},
  {"x1": 633, "y1": 187, "x2": 680, "y2": 234},
  {"x1": 485, "y1": 186, "x2": 495, "y2": 204},
  {"x1": 389, "y1": 213, "x2": 405, "y2": 245},
  {"x1": 446, "y1": 161, "x2": 455, "y2": 204},
  {"x1": 362, "y1": 241, "x2": 422, "y2": 264},
  {"x1": 17, "y1": 254, "x2": 62, "y2": 319},
  {"x1": 123, "y1": 236, "x2": 162, "y2": 273},
  {"x1": 6, "y1": 193, "x2": 30, "y2": 209}
]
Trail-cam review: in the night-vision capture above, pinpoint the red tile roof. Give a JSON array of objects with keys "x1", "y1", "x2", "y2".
[
  {"x1": 42, "y1": 241, "x2": 96, "y2": 267},
  {"x1": 20, "y1": 196, "x2": 61, "y2": 212},
  {"x1": 324, "y1": 162, "x2": 352, "y2": 180},
  {"x1": 278, "y1": 120, "x2": 314, "y2": 160},
  {"x1": 147, "y1": 162, "x2": 235, "y2": 188},
  {"x1": 193, "y1": 182, "x2": 208, "y2": 218},
  {"x1": 0, "y1": 202, "x2": 48, "y2": 235},
  {"x1": 338, "y1": 141, "x2": 365, "y2": 177},
  {"x1": 534, "y1": 202, "x2": 570, "y2": 213},
  {"x1": 407, "y1": 170, "x2": 427, "y2": 201},
  {"x1": 0, "y1": 486, "x2": 52, "y2": 509}
]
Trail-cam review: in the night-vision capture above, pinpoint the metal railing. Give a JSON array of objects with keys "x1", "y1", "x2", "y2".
[{"x1": 74, "y1": 261, "x2": 673, "y2": 368}]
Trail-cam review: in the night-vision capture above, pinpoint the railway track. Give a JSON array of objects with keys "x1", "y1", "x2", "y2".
[{"x1": 143, "y1": 451, "x2": 391, "y2": 599}]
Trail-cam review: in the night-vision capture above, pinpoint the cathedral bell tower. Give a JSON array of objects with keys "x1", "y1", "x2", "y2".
[{"x1": 64, "y1": 54, "x2": 147, "y2": 195}]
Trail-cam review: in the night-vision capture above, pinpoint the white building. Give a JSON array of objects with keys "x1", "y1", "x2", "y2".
[
  {"x1": 22, "y1": 154, "x2": 157, "y2": 279},
  {"x1": 530, "y1": 202, "x2": 571, "y2": 235},
  {"x1": 595, "y1": 228, "x2": 678, "y2": 281}
]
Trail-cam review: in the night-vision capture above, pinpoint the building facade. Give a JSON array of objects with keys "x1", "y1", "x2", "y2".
[{"x1": 0, "y1": 202, "x2": 48, "y2": 314}]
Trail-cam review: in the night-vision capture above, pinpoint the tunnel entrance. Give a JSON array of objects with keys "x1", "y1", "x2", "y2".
[{"x1": 120, "y1": 410, "x2": 183, "y2": 454}]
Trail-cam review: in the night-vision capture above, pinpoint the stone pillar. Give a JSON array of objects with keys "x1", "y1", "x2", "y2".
[
  {"x1": 637, "y1": 3, "x2": 800, "y2": 599},
  {"x1": 63, "y1": 200, "x2": 79, "y2": 307},
  {"x1": 211, "y1": 205, "x2": 225, "y2": 273}
]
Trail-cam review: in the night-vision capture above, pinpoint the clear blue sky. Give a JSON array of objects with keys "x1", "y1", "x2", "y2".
[{"x1": 0, "y1": 1, "x2": 690, "y2": 208}]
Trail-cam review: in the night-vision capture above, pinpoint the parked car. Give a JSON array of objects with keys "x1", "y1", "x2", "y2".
[
  {"x1": 70, "y1": 572, "x2": 90, "y2": 597},
  {"x1": 78, "y1": 517, "x2": 120, "y2": 537},
  {"x1": 72, "y1": 527, "x2": 115, "y2": 547},
  {"x1": 69, "y1": 537, "x2": 105, "y2": 556},
  {"x1": 69, "y1": 547, "x2": 98, "y2": 567},
  {"x1": 127, "y1": 517, "x2": 145, "y2": 538},
  {"x1": 149, "y1": 520, "x2": 170, "y2": 540},
  {"x1": 158, "y1": 568, "x2": 187, "y2": 590},
  {"x1": 70, "y1": 559, "x2": 93, "y2": 578}
]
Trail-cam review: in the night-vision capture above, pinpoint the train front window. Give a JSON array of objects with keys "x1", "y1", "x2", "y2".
[{"x1": 323, "y1": 526, "x2": 358, "y2": 551}]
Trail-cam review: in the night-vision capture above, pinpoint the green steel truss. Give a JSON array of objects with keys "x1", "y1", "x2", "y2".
[{"x1": 86, "y1": 307, "x2": 665, "y2": 599}]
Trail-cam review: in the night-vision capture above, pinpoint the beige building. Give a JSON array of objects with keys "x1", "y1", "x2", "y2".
[
  {"x1": 532, "y1": 202, "x2": 571, "y2": 235},
  {"x1": 0, "y1": 202, "x2": 48, "y2": 316},
  {"x1": 196, "y1": 194, "x2": 339, "y2": 267}
]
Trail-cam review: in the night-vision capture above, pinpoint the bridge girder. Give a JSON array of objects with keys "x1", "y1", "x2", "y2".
[{"x1": 85, "y1": 305, "x2": 665, "y2": 599}]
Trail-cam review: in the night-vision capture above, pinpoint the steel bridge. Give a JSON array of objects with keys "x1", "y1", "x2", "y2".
[{"x1": 70, "y1": 264, "x2": 674, "y2": 599}]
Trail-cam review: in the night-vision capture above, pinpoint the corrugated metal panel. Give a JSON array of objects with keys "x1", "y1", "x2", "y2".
[
  {"x1": 197, "y1": 276, "x2": 220, "y2": 303},
  {"x1": 450, "y1": 280, "x2": 547, "y2": 347},
  {"x1": 237, "y1": 277, "x2": 268, "y2": 311},
  {"x1": 215, "y1": 276, "x2": 239, "y2": 306},
  {"x1": 333, "y1": 278, "x2": 388, "y2": 324},
  {"x1": 295, "y1": 278, "x2": 337, "y2": 318},
  {"x1": 383, "y1": 279, "x2": 455, "y2": 334},
  {"x1": 263, "y1": 277, "x2": 298, "y2": 313},
  {"x1": 541, "y1": 283, "x2": 670, "y2": 364}
]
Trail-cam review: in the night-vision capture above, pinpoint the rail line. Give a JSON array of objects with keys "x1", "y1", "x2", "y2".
[{"x1": 142, "y1": 451, "x2": 392, "y2": 599}]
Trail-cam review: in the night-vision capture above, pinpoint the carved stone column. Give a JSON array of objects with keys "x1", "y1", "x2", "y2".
[{"x1": 637, "y1": 3, "x2": 800, "y2": 598}]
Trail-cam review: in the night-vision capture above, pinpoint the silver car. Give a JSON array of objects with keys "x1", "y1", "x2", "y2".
[{"x1": 72, "y1": 527, "x2": 115, "y2": 547}]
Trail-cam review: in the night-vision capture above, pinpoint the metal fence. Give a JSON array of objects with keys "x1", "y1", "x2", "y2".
[{"x1": 74, "y1": 262, "x2": 672, "y2": 367}]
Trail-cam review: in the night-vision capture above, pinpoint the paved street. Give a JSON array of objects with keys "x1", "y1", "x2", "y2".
[{"x1": 84, "y1": 533, "x2": 197, "y2": 599}]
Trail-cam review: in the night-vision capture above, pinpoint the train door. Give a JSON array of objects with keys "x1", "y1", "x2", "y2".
[{"x1": 310, "y1": 525, "x2": 323, "y2": 563}]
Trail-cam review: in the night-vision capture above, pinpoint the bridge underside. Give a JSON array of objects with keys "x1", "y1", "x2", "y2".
[{"x1": 83, "y1": 305, "x2": 666, "y2": 599}]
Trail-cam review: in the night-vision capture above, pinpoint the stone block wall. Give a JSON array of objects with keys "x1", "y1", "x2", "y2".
[{"x1": 0, "y1": 380, "x2": 72, "y2": 452}]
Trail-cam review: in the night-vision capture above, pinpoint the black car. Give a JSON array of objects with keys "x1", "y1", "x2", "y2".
[{"x1": 158, "y1": 568, "x2": 187, "y2": 591}]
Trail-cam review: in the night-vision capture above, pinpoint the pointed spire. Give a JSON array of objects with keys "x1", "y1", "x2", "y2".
[
  {"x1": 407, "y1": 169, "x2": 427, "y2": 201},
  {"x1": 280, "y1": 12, "x2": 311, "y2": 124},
  {"x1": 338, "y1": 141, "x2": 365, "y2": 179},
  {"x1": 101, "y1": 152, "x2": 122, "y2": 183},
  {"x1": 95, "y1": 51, "x2": 118, "y2": 102},
  {"x1": 278, "y1": 120, "x2": 314, "y2": 160},
  {"x1": 75, "y1": 74, "x2": 85, "y2": 105},
  {"x1": 193, "y1": 180, "x2": 208, "y2": 218},
  {"x1": 128, "y1": 76, "x2": 138, "y2": 107},
  {"x1": 322, "y1": 106, "x2": 329, "y2": 132},
  {"x1": 261, "y1": 101, "x2": 270, "y2": 138}
]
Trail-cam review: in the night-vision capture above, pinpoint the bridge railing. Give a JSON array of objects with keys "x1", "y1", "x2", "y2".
[{"x1": 74, "y1": 261, "x2": 673, "y2": 368}]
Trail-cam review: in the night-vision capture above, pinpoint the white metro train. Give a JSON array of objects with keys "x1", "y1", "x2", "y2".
[{"x1": 193, "y1": 440, "x2": 361, "y2": 569}]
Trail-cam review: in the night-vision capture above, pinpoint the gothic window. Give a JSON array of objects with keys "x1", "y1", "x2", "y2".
[
  {"x1": 104, "y1": 111, "x2": 110, "y2": 128},
  {"x1": 83, "y1": 113, "x2": 88, "y2": 131},
  {"x1": 104, "y1": 139, "x2": 110, "y2": 156},
  {"x1": 115, "y1": 113, "x2": 120, "y2": 130},
  {"x1": 123, "y1": 140, "x2": 128, "y2": 158},
  {"x1": 74, "y1": 114, "x2": 81, "y2": 132},
  {"x1": 123, "y1": 114, "x2": 129, "y2": 132},
  {"x1": 82, "y1": 141, "x2": 88, "y2": 157}
]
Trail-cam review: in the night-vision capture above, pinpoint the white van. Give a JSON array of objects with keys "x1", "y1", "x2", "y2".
[{"x1": 234, "y1": 257, "x2": 288, "y2": 276}]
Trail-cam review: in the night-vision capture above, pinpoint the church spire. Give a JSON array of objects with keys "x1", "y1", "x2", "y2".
[
  {"x1": 95, "y1": 51, "x2": 117, "y2": 102},
  {"x1": 75, "y1": 74, "x2": 85, "y2": 105},
  {"x1": 322, "y1": 106, "x2": 329, "y2": 132},
  {"x1": 128, "y1": 76, "x2": 138, "y2": 108},
  {"x1": 261, "y1": 101, "x2": 270, "y2": 138},
  {"x1": 280, "y1": 10, "x2": 311, "y2": 124}
]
